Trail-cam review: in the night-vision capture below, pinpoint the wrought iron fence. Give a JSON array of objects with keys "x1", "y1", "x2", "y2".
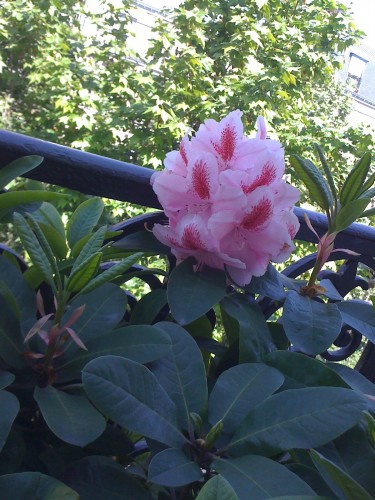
[{"x1": 1, "y1": 129, "x2": 375, "y2": 380}]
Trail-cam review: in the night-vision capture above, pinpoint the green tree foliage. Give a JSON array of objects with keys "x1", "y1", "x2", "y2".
[{"x1": 0, "y1": 0, "x2": 374, "y2": 186}]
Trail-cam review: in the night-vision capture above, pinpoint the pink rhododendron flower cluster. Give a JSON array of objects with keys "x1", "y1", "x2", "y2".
[{"x1": 151, "y1": 110, "x2": 300, "y2": 286}]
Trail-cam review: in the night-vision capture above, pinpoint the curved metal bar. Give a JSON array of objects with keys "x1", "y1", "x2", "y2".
[{"x1": 1, "y1": 129, "x2": 375, "y2": 256}]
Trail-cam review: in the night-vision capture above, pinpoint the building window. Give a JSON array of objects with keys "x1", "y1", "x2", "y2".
[{"x1": 346, "y1": 53, "x2": 367, "y2": 93}]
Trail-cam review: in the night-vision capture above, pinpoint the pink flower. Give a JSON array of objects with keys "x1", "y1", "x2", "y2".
[{"x1": 151, "y1": 111, "x2": 300, "y2": 286}]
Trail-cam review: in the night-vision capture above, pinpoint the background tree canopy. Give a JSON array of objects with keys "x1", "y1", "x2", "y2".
[{"x1": 0, "y1": 0, "x2": 374, "y2": 192}]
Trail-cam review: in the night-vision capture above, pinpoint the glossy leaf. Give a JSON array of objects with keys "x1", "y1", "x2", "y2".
[
  {"x1": 34, "y1": 386, "x2": 106, "y2": 447},
  {"x1": 33, "y1": 202, "x2": 65, "y2": 239},
  {"x1": 130, "y1": 288, "x2": 167, "y2": 325},
  {"x1": 77, "y1": 252, "x2": 143, "y2": 295},
  {"x1": 0, "y1": 472, "x2": 78, "y2": 499},
  {"x1": 66, "y1": 252, "x2": 102, "y2": 292},
  {"x1": 326, "y1": 362, "x2": 375, "y2": 397},
  {"x1": 208, "y1": 363, "x2": 284, "y2": 433},
  {"x1": 228, "y1": 387, "x2": 367, "y2": 457},
  {"x1": 311, "y1": 450, "x2": 373, "y2": 500},
  {"x1": 66, "y1": 198, "x2": 104, "y2": 249},
  {"x1": 0, "y1": 191, "x2": 68, "y2": 214},
  {"x1": 62, "y1": 283, "x2": 127, "y2": 357},
  {"x1": 336, "y1": 300, "x2": 375, "y2": 343},
  {"x1": 0, "y1": 390, "x2": 19, "y2": 452},
  {"x1": 245, "y1": 264, "x2": 285, "y2": 301},
  {"x1": 334, "y1": 197, "x2": 370, "y2": 232},
  {"x1": 0, "y1": 155, "x2": 43, "y2": 189},
  {"x1": 13, "y1": 212, "x2": 55, "y2": 289},
  {"x1": 82, "y1": 356, "x2": 186, "y2": 447},
  {"x1": 70, "y1": 225, "x2": 107, "y2": 274},
  {"x1": 196, "y1": 475, "x2": 238, "y2": 500},
  {"x1": 213, "y1": 455, "x2": 315, "y2": 499},
  {"x1": 339, "y1": 152, "x2": 372, "y2": 205},
  {"x1": 168, "y1": 258, "x2": 226, "y2": 325},
  {"x1": 37, "y1": 221, "x2": 68, "y2": 260},
  {"x1": 57, "y1": 325, "x2": 172, "y2": 381},
  {"x1": 290, "y1": 155, "x2": 333, "y2": 212},
  {"x1": 282, "y1": 291, "x2": 342, "y2": 355},
  {"x1": 63, "y1": 456, "x2": 152, "y2": 500},
  {"x1": 264, "y1": 351, "x2": 348, "y2": 390},
  {"x1": 0, "y1": 371, "x2": 15, "y2": 390},
  {"x1": 149, "y1": 322, "x2": 208, "y2": 429},
  {"x1": 148, "y1": 448, "x2": 202, "y2": 487},
  {"x1": 221, "y1": 294, "x2": 275, "y2": 362},
  {"x1": 315, "y1": 144, "x2": 337, "y2": 205}
]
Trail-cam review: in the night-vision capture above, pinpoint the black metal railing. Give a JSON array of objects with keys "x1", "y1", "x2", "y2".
[{"x1": 1, "y1": 129, "x2": 375, "y2": 379}]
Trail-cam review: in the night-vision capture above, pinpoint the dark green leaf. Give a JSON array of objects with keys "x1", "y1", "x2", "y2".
[
  {"x1": 213, "y1": 455, "x2": 315, "y2": 499},
  {"x1": 336, "y1": 301, "x2": 375, "y2": 343},
  {"x1": 326, "y1": 362, "x2": 375, "y2": 397},
  {"x1": 0, "y1": 390, "x2": 19, "y2": 452},
  {"x1": 149, "y1": 322, "x2": 208, "y2": 429},
  {"x1": 244, "y1": 264, "x2": 285, "y2": 301},
  {"x1": 0, "y1": 371, "x2": 15, "y2": 390},
  {"x1": 168, "y1": 258, "x2": 226, "y2": 325},
  {"x1": 290, "y1": 156, "x2": 333, "y2": 212},
  {"x1": 221, "y1": 295, "x2": 275, "y2": 362},
  {"x1": 228, "y1": 387, "x2": 367, "y2": 457},
  {"x1": 34, "y1": 386, "x2": 106, "y2": 447},
  {"x1": 340, "y1": 152, "x2": 372, "y2": 205},
  {"x1": 62, "y1": 283, "x2": 127, "y2": 358},
  {"x1": 130, "y1": 288, "x2": 167, "y2": 325},
  {"x1": 82, "y1": 356, "x2": 186, "y2": 447},
  {"x1": 0, "y1": 294, "x2": 25, "y2": 369},
  {"x1": 63, "y1": 456, "x2": 152, "y2": 500},
  {"x1": 314, "y1": 144, "x2": 337, "y2": 205},
  {"x1": 264, "y1": 351, "x2": 348, "y2": 390},
  {"x1": 282, "y1": 291, "x2": 342, "y2": 355},
  {"x1": 208, "y1": 363, "x2": 284, "y2": 433},
  {"x1": 57, "y1": 325, "x2": 172, "y2": 381},
  {"x1": 310, "y1": 450, "x2": 373, "y2": 500},
  {"x1": 0, "y1": 156, "x2": 43, "y2": 189},
  {"x1": 148, "y1": 448, "x2": 202, "y2": 487},
  {"x1": 196, "y1": 475, "x2": 238, "y2": 500},
  {"x1": 0, "y1": 472, "x2": 78, "y2": 499},
  {"x1": 70, "y1": 226, "x2": 107, "y2": 274},
  {"x1": 66, "y1": 198, "x2": 104, "y2": 249},
  {"x1": 0, "y1": 191, "x2": 68, "y2": 215},
  {"x1": 37, "y1": 221, "x2": 68, "y2": 260},
  {"x1": 33, "y1": 202, "x2": 65, "y2": 239}
]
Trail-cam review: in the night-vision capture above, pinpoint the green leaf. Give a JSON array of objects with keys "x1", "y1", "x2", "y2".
[
  {"x1": 326, "y1": 362, "x2": 375, "y2": 397},
  {"x1": 149, "y1": 322, "x2": 208, "y2": 429},
  {"x1": 66, "y1": 198, "x2": 104, "y2": 249},
  {"x1": 208, "y1": 363, "x2": 284, "y2": 433},
  {"x1": 245, "y1": 264, "x2": 285, "y2": 301},
  {"x1": 0, "y1": 190, "x2": 68, "y2": 215},
  {"x1": 282, "y1": 291, "x2": 342, "y2": 355},
  {"x1": 114, "y1": 230, "x2": 170, "y2": 255},
  {"x1": 340, "y1": 152, "x2": 372, "y2": 206},
  {"x1": 148, "y1": 448, "x2": 202, "y2": 487},
  {"x1": 34, "y1": 386, "x2": 106, "y2": 447},
  {"x1": 310, "y1": 450, "x2": 373, "y2": 500},
  {"x1": 168, "y1": 258, "x2": 227, "y2": 325},
  {"x1": 62, "y1": 283, "x2": 127, "y2": 357},
  {"x1": 130, "y1": 288, "x2": 167, "y2": 325},
  {"x1": 70, "y1": 225, "x2": 107, "y2": 274},
  {"x1": 77, "y1": 252, "x2": 143, "y2": 295},
  {"x1": 213, "y1": 456, "x2": 315, "y2": 499},
  {"x1": 63, "y1": 456, "x2": 152, "y2": 500},
  {"x1": 221, "y1": 295, "x2": 275, "y2": 362},
  {"x1": 264, "y1": 351, "x2": 348, "y2": 390},
  {"x1": 334, "y1": 197, "x2": 370, "y2": 231},
  {"x1": 228, "y1": 387, "x2": 367, "y2": 457},
  {"x1": 196, "y1": 475, "x2": 239, "y2": 500},
  {"x1": 0, "y1": 391, "x2": 19, "y2": 452},
  {"x1": 0, "y1": 156, "x2": 43, "y2": 189},
  {"x1": 33, "y1": 202, "x2": 65, "y2": 239},
  {"x1": 13, "y1": 212, "x2": 55, "y2": 290},
  {"x1": 56, "y1": 325, "x2": 172, "y2": 381},
  {"x1": 314, "y1": 144, "x2": 337, "y2": 205},
  {"x1": 290, "y1": 155, "x2": 333, "y2": 212},
  {"x1": 82, "y1": 356, "x2": 186, "y2": 447},
  {"x1": 0, "y1": 371, "x2": 15, "y2": 390},
  {"x1": 66, "y1": 252, "x2": 102, "y2": 292},
  {"x1": 0, "y1": 472, "x2": 79, "y2": 499},
  {"x1": 336, "y1": 301, "x2": 375, "y2": 343},
  {"x1": 37, "y1": 221, "x2": 68, "y2": 260},
  {"x1": 0, "y1": 294, "x2": 25, "y2": 369}
]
